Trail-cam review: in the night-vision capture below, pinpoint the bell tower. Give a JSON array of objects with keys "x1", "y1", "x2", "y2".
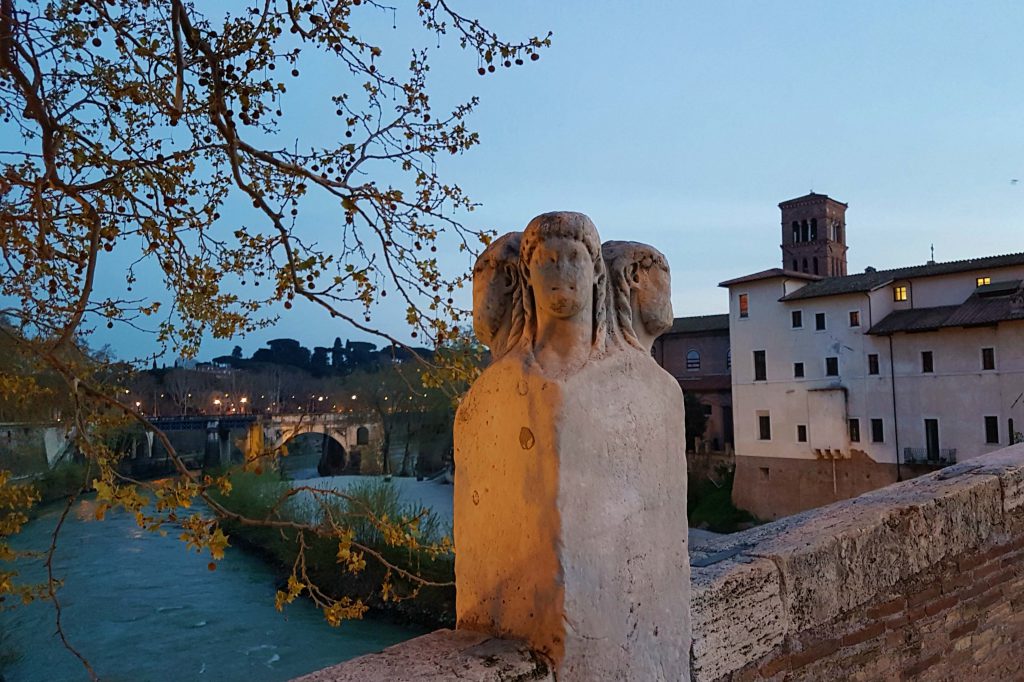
[{"x1": 779, "y1": 193, "x2": 848, "y2": 277}]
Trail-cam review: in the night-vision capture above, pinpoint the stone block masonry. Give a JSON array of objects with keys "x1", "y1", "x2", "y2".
[{"x1": 690, "y1": 443, "x2": 1024, "y2": 681}]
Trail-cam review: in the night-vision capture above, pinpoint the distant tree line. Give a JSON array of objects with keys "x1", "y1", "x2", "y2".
[{"x1": 209, "y1": 338, "x2": 435, "y2": 377}]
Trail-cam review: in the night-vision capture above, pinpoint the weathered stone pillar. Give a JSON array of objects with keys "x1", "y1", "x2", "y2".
[
  {"x1": 203, "y1": 420, "x2": 221, "y2": 469},
  {"x1": 455, "y1": 213, "x2": 690, "y2": 680}
]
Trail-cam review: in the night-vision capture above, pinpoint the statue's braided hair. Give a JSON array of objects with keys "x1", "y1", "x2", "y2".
[
  {"x1": 472, "y1": 232, "x2": 524, "y2": 358},
  {"x1": 601, "y1": 241, "x2": 670, "y2": 351}
]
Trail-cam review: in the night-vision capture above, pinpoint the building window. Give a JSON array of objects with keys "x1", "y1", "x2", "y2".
[
  {"x1": 982, "y1": 347, "x2": 995, "y2": 371},
  {"x1": 868, "y1": 354, "x2": 880, "y2": 375},
  {"x1": 813, "y1": 257, "x2": 819, "y2": 275},
  {"x1": 825, "y1": 356, "x2": 839, "y2": 376},
  {"x1": 703, "y1": 404, "x2": 713, "y2": 417},
  {"x1": 797, "y1": 424, "x2": 808, "y2": 443},
  {"x1": 792, "y1": 259, "x2": 798, "y2": 271},
  {"x1": 921, "y1": 351, "x2": 934, "y2": 373},
  {"x1": 758, "y1": 414, "x2": 772, "y2": 441},
  {"x1": 893, "y1": 285, "x2": 908, "y2": 302},
  {"x1": 738, "y1": 293, "x2": 749, "y2": 318},
  {"x1": 985, "y1": 416, "x2": 1000, "y2": 444},
  {"x1": 810, "y1": 218, "x2": 818, "y2": 241},
  {"x1": 849, "y1": 418, "x2": 860, "y2": 443},
  {"x1": 356, "y1": 426, "x2": 370, "y2": 445},
  {"x1": 849, "y1": 310, "x2": 860, "y2": 327},
  {"x1": 815, "y1": 312, "x2": 826, "y2": 330},
  {"x1": 802, "y1": 257, "x2": 808, "y2": 273},
  {"x1": 977, "y1": 276, "x2": 991, "y2": 287},
  {"x1": 686, "y1": 350, "x2": 701, "y2": 371},
  {"x1": 791, "y1": 310, "x2": 803, "y2": 328},
  {"x1": 759, "y1": 467, "x2": 770, "y2": 481},
  {"x1": 792, "y1": 222, "x2": 800, "y2": 243},
  {"x1": 753, "y1": 350, "x2": 766, "y2": 381},
  {"x1": 871, "y1": 418, "x2": 884, "y2": 443},
  {"x1": 801, "y1": 220, "x2": 809, "y2": 242},
  {"x1": 793, "y1": 362, "x2": 804, "y2": 378}
]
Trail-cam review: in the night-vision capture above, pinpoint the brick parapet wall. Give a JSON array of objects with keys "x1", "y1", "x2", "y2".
[{"x1": 691, "y1": 444, "x2": 1024, "y2": 681}]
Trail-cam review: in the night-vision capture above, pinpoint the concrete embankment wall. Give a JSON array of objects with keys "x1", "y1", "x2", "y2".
[{"x1": 293, "y1": 444, "x2": 1024, "y2": 682}]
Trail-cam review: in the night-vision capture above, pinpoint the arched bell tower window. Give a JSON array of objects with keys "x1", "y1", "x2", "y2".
[
  {"x1": 810, "y1": 218, "x2": 818, "y2": 241},
  {"x1": 686, "y1": 350, "x2": 700, "y2": 371}
]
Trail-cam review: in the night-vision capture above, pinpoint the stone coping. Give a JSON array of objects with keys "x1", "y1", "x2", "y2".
[{"x1": 290, "y1": 629, "x2": 553, "y2": 682}]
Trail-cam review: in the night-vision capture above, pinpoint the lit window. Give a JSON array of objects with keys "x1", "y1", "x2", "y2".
[
  {"x1": 893, "y1": 286, "x2": 908, "y2": 302},
  {"x1": 738, "y1": 294, "x2": 749, "y2": 318},
  {"x1": 977, "y1": 276, "x2": 991, "y2": 287},
  {"x1": 849, "y1": 310, "x2": 860, "y2": 327},
  {"x1": 686, "y1": 350, "x2": 701, "y2": 371},
  {"x1": 982, "y1": 347, "x2": 995, "y2": 371}
]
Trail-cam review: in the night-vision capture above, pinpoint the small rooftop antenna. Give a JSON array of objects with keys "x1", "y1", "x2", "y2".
[{"x1": 928, "y1": 243, "x2": 935, "y2": 265}]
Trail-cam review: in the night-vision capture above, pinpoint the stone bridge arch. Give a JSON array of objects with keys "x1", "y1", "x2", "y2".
[{"x1": 255, "y1": 414, "x2": 382, "y2": 475}]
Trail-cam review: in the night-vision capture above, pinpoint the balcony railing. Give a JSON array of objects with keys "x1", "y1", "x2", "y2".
[{"x1": 903, "y1": 447, "x2": 957, "y2": 467}]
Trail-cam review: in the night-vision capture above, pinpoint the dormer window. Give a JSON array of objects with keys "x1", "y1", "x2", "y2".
[
  {"x1": 977, "y1": 276, "x2": 991, "y2": 287},
  {"x1": 893, "y1": 285, "x2": 908, "y2": 302}
]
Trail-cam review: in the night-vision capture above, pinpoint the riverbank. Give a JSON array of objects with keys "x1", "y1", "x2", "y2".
[{"x1": 212, "y1": 472, "x2": 457, "y2": 630}]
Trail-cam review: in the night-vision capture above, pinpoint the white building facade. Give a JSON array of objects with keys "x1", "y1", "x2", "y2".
[{"x1": 723, "y1": 193, "x2": 1024, "y2": 519}]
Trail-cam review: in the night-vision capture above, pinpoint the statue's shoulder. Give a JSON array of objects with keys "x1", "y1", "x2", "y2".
[{"x1": 456, "y1": 352, "x2": 528, "y2": 425}]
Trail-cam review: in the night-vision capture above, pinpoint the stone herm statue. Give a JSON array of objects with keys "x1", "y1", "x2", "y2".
[
  {"x1": 602, "y1": 240, "x2": 674, "y2": 354},
  {"x1": 455, "y1": 211, "x2": 690, "y2": 681},
  {"x1": 472, "y1": 231, "x2": 524, "y2": 361}
]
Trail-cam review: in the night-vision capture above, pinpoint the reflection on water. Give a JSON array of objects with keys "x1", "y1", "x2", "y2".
[{"x1": 0, "y1": 499, "x2": 424, "y2": 682}]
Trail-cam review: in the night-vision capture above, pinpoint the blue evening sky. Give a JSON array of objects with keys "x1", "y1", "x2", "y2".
[{"x1": 66, "y1": 2, "x2": 1024, "y2": 359}]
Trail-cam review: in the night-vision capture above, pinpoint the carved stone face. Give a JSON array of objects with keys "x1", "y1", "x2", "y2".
[
  {"x1": 472, "y1": 260, "x2": 517, "y2": 346},
  {"x1": 634, "y1": 264, "x2": 673, "y2": 337},
  {"x1": 528, "y1": 237, "x2": 593, "y2": 320}
]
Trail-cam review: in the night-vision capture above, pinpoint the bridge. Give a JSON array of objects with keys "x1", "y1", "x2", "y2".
[
  {"x1": 1, "y1": 413, "x2": 380, "y2": 478},
  {"x1": 148, "y1": 412, "x2": 381, "y2": 471}
]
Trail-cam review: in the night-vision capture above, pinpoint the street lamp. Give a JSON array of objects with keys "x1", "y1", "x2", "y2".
[
  {"x1": 213, "y1": 398, "x2": 222, "y2": 415},
  {"x1": 240, "y1": 396, "x2": 248, "y2": 414}
]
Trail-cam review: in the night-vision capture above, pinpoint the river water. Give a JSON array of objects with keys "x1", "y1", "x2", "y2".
[{"x1": 0, "y1": 499, "x2": 425, "y2": 681}]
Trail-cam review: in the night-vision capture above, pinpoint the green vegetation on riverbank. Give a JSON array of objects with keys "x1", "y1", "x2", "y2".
[
  {"x1": 688, "y1": 467, "x2": 759, "y2": 533},
  {"x1": 210, "y1": 472, "x2": 455, "y2": 628},
  {"x1": 33, "y1": 461, "x2": 91, "y2": 505}
]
